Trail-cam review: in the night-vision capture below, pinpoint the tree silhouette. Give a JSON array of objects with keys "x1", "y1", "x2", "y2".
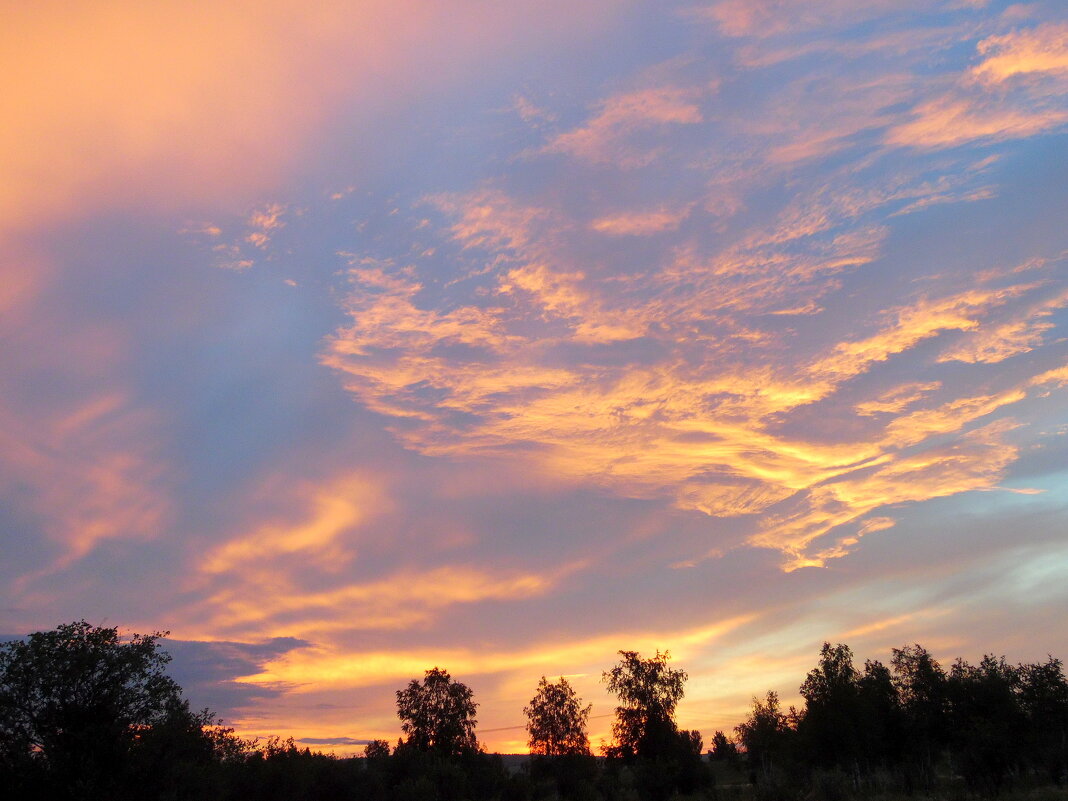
[
  {"x1": 364, "y1": 739, "x2": 391, "y2": 760},
  {"x1": 947, "y1": 655, "x2": 1025, "y2": 795},
  {"x1": 396, "y1": 667, "x2": 478, "y2": 756},
  {"x1": 602, "y1": 650, "x2": 686, "y2": 761},
  {"x1": 0, "y1": 620, "x2": 203, "y2": 799},
  {"x1": 856, "y1": 658, "x2": 904, "y2": 770},
  {"x1": 798, "y1": 642, "x2": 862, "y2": 774},
  {"x1": 1018, "y1": 656, "x2": 1068, "y2": 784},
  {"x1": 891, "y1": 643, "x2": 947, "y2": 790},
  {"x1": 709, "y1": 730, "x2": 738, "y2": 763},
  {"x1": 735, "y1": 690, "x2": 792, "y2": 782},
  {"x1": 524, "y1": 676, "x2": 591, "y2": 756}
]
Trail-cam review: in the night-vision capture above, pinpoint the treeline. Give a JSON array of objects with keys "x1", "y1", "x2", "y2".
[
  {"x1": 722, "y1": 643, "x2": 1068, "y2": 799},
  {"x1": 1, "y1": 622, "x2": 1066, "y2": 801}
]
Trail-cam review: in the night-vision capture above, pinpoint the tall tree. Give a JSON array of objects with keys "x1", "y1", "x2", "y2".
[
  {"x1": 946, "y1": 655, "x2": 1024, "y2": 795},
  {"x1": 735, "y1": 691, "x2": 792, "y2": 782},
  {"x1": 602, "y1": 650, "x2": 687, "y2": 761},
  {"x1": 709, "y1": 730, "x2": 739, "y2": 763},
  {"x1": 0, "y1": 620, "x2": 196, "y2": 799},
  {"x1": 891, "y1": 643, "x2": 947, "y2": 790},
  {"x1": 856, "y1": 658, "x2": 904, "y2": 769},
  {"x1": 798, "y1": 642, "x2": 862, "y2": 772},
  {"x1": 524, "y1": 676, "x2": 591, "y2": 756},
  {"x1": 396, "y1": 667, "x2": 478, "y2": 756},
  {"x1": 1017, "y1": 656, "x2": 1068, "y2": 784}
]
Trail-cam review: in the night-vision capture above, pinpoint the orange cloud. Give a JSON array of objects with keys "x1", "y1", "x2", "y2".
[
  {"x1": 1030, "y1": 364, "x2": 1068, "y2": 387},
  {"x1": 188, "y1": 563, "x2": 569, "y2": 640},
  {"x1": 972, "y1": 23, "x2": 1068, "y2": 84},
  {"x1": 325, "y1": 162, "x2": 1059, "y2": 569},
  {"x1": 699, "y1": 0, "x2": 923, "y2": 39},
  {"x1": 232, "y1": 614, "x2": 754, "y2": 691},
  {"x1": 201, "y1": 473, "x2": 385, "y2": 574},
  {"x1": 750, "y1": 419, "x2": 1022, "y2": 570},
  {"x1": 245, "y1": 203, "x2": 287, "y2": 249},
  {"x1": 855, "y1": 382, "x2": 942, "y2": 417},
  {"x1": 813, "y1": 286, "x2": 1032, "y2": 383},
  {"x1": 0, "y1": 0, "x2": 626, "y2": 236},
  {"x1": 885, "y1": 97, "x2": 1068, "y2": 149},
  {"x1": 937, "y1": 287, "x2": 1068, "y2": 363}
]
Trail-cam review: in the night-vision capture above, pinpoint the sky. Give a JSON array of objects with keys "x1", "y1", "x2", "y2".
[{"x1": 3, "y1": 0, "x2": 1068, "y2": 755}]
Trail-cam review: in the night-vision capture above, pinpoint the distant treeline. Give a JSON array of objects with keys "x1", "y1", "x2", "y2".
[{"x1": 1, "y1": 622, "x2": 1066, "y2": 801}]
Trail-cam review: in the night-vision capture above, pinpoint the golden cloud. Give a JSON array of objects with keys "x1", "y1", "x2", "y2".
[{"x1": 973, "y1": 23, "x2": 1068, "y2": 84}]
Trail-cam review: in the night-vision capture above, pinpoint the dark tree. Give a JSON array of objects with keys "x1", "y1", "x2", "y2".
[
  {"x1": 0, "y1": 620, "x2": 205, "y2": 800},
  {"x1": 364, "y1": 738, "x2": 391, "y2": 760},
  {"x1": 602, "y1": 650, "x2": 686, "y2": 761},
  {"x1": 396, "y1": 667, "x2": 478, "y2": 756},
  {"x1": 524, "y1": 676, "x2": 591, "y2": 756},
  {"x1": 947, "y1": 655, "x2": 1024, "y2": 795},
  {"x1": 603, "y1": 650, "x2": 705, "y2": 800},
  {"x1": 1018, "y1": 656, "x2": 1068, "y2": 784},
  {"x1": 709, "y1": 730, "x2": 739, "y2": 763},
  {"x1": 856, "y1": 658, "x2": 904, "y2": 770},
  {"x1": 798, "y1": 642, "x2": 862, "y2": 774},
  {"x1": 891, "y1": 643, "x2": 948, "y2": 791},
  {"x1": 735, "y1": 691, "x2": 792, "y2": 782}
]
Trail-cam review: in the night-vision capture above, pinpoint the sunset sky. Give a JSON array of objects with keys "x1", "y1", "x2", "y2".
[{"x1": 3, "y1": 0, "x2": 1068, "y2": 754}]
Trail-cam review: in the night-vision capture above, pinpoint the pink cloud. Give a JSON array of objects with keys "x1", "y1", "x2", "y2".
[
  {"x1": 885, "y1": 96, "x2": 1068, "y2": 149},
  {"x1": 544, "y1": 87, "x2": 703, "y2": 167},
  {"x1": 0, "y1": 0, "x2": 627, "y2": 236}
]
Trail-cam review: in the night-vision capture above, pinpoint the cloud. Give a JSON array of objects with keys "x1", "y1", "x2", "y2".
[
  {"x1": 0, "y1": 0, "x2": 627, "y2": 236},
  {"x1": 189, "y1": 562, "x2": 574, "y2": 640},
  {"x1": 0, "y1": 387, "x2": 170, "y2": 581},
  {"x1": 749, "y1": 419, "x2": 1023, "y2": 569},
  {"x1": 315, "y1": 0, "x2": 1068, "y2": 578},
  {"x1": 937, "y1": 286, "x2": 1068, "y2": 363},
  {"x1": 543, "y1": 87, "x2": 704, "y2": 167},
  {"x1": 885, "y1": 96, "x2": 1068, "y2": 149},
  {"x1": 972, "y1": 23, "x2": 1068, "y2": 84},
  {"x1": 590, "y1": 206, "x2": 691, "y2": 235},
  {"x1": 697, "y1": 0, "x2": 930, "y2": 39},
  {"x1": 232, "y1": 614, "x2": 755, "y2": 692},
  {"x1": 324, "y1": 180, "x2": 1058, "y2": 569},
  {"x1": 201, "y1": 473, "x2": 385, "y2": 575},
  {"x1": 164, "y1": 636, "x2": 309, "y2": 721},
  {"x1": 5, "y1": 0, "x2": 1068, "y2": 757},
  {"x1": 245, "y1": 204, "x2": 287, "y2": 249}
]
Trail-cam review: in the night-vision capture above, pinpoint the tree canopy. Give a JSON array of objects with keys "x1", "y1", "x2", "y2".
[
  {"x1": 524, "y1": 676, "x2": 591, "y2": 757},
  {"x1": 0, "y1": 620, "x2": 220, "y2": 800},
  {"x1": 395, "y1": 667, "x2": 478, "y2": 756},
  {"x1": 602, "y1": 649, "x2": 687, "y2": 760}
]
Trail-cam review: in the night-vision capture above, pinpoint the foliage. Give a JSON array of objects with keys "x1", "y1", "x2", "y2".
[
  {"x1": 710, "y1": 729, "x2": 739, "y2": 763},
  {"x1": 0, "y1": 620, "x2": 190, "y2": 798},
  {"x1": 602, "y1": 650, "x2": 708, "y2": 799},
  {"x1": 891, "y1": 643, "x2": 947, "y2": 790},
  {"x1": 396, "y1": 667, "x2": 479, "y2": 756},
  {"x1": 602, "y1": 649, "x2": 686, "y2": 761},
  {"x1": 1017, "y1": 656, "x2": 1068, "y2": 784},
  {"x1": 798, "y1": 642, "x2": 862, "y2": 771},
  {"x1": 365, "y1": 738, "x2": 391, "y2": 759},
  {"x1": 947, "y1": 654, "x2": 1026, "y2": 795},
  {"x1": 524, "y1": 675, "x2": 592, "y2": 756},
  {"x1": 736, "y1": 690, "x2": 793, "y2": 781}
]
